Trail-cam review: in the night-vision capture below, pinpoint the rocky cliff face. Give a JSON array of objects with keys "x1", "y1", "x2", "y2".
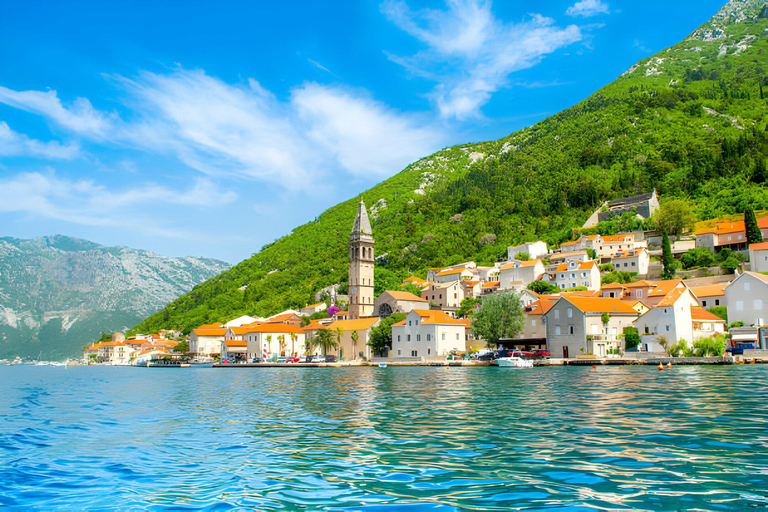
[{"x1": 0, "y1": 235, "x2": 229, "y2": 359}]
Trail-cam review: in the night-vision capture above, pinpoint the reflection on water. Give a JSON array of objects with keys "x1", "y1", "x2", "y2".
[{"x1": 0, "y1": 365, "x2": 767, "y2": 509}]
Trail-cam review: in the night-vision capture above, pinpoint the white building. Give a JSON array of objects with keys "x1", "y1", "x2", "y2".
[
  {"x1": 749, "y1": 242, "x2": 768, "y2": 273},
  {"x1": 300, "y1": 302, "x2": 328, "y2": 316},
  {"x1": 724, "y1": 272, "x2": 768, "y2": 327},
  {"x1": 497, "y1": 259, "x2": 545, "y2": 292},
  {"x1": 541, "y1": 260, "x2": 601, "y2": 290},
  {"x1": 391, "y1": 310, "x2": 468, "y2": 359},
  {"x1": 634, "y1": 288, "x2": 699, "y2": 344},
  {"x1": 610, "y1": 248, "x2": 650, "y2": 275},
  {"x1": 597, "y1": 234, "x2": 636, "y2": 258},
  {"x1": 189, "y1": 324, "x2": 227, "y2": 356},
  {"x1": 507, "y1": 241, "x2": 548, "y2": 261},
  {"x1": 243, "y1": 324, "x2": 307, "y2": 360}
]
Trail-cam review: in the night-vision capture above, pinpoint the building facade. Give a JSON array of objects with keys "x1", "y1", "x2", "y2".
[
  {"x1": 724, "y1": 272, "x2": 768, "y2": 327},
  {"x1": 391, "y1": 310, "x2": 468, "y2": 359},
  {"x1": 349, "y1": 199, "x2": 375, "y2": 319}
]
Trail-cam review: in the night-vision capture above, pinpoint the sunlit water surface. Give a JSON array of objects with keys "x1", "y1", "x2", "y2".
[{"x1": 1, "y1": 365, "x2": 767, "y2": 510}]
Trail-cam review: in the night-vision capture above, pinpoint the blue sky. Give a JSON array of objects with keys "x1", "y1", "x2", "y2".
[{"x1": 0, "y1": 0, "x2": 726, "y2": 264}]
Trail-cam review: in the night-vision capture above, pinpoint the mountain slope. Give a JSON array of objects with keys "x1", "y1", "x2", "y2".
[
  {"x1": 0, "y1": 235, "x2": 229, "y2": 359},
  {"x1": 134, "y1": 0, "x2": 768, "y2": 335}
]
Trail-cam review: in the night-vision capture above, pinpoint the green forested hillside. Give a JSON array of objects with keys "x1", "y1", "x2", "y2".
[{"x1": 134, "y1": 0, "x2": 768, "y2": 335}]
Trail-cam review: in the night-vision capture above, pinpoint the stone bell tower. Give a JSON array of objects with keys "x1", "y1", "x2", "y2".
[{"x1": 349, "y1": 198, "x2": 374, "y2": 319}]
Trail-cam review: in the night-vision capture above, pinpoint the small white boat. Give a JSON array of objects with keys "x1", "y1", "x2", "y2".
[
  {"x1": 496, "y1": 357, "x2": 534, "y2": 368},
  {"x1": 378, "y1": 362, "x2": 388, "y2": 368}
]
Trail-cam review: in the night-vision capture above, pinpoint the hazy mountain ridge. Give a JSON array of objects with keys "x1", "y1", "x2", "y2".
[
  {"x1": 0, "y1": 235, "x2": 229, "y2": 359},
  {"x1": 124, "y1": 0, "x2": 767, "y2": 335}
]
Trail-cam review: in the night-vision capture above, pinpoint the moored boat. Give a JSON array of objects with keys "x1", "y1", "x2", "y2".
[{"x1": 496, "y1": 357, "x2": 534, "y2": 368}]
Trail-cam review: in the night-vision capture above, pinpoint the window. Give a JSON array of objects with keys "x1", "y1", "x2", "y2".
[
  {"x1": 555, "y1": 326, "x2": 561, "y2": 335},
  {"x1": 442, "y1": 333, "x2": 445, "y2": 340},
  {"x1": 560, "y1": 274, "x2": 565, "y2": 279},
  {"x1": 569, "y1": 325, "x2": 574, "y2": 335},
  {"x1": 408, "y1": 321, "x2": 412, "y2": 326},
  {"x1": 702, "y1": 300, "x2": 707, "y2": 307},
  {"x1": 728, "y1": 236, "x2": 732, "y2": 241},
  {"x1": 407, "y1": 335, "x2": 411, "y2": 341},
  {"x1": 715, "y1": 299, "x2": 720, "y2": 306},
  {"x1": 532, "y1": 320, "x2": 536, "y2": 327},
  {"x1": 737, "y1": 301, "x2": 744, "y2": 311},
  {"x1": 397, "y1": 335, "x2": 401, "y2": 342},
  {"x1": 416, "y1": 334, "x2": 421, "y2": 341},
  {"x1": 631, "y1": 262, "x2": 636, "y2": 267},
  {"x1": 554, "y1": 310, "x2": 560, "y2": 320},
  {"x1": 636, "y1": 290, "x2": 642, "y2": 298},
  {"x1": 567, "y1": 308, "x2": 573, "y2": 318},
  {"x1": 745, "y1": 282, "x2": 750, "y2": 291},
  {"x1": 427, "y1": 334, "x2": 431, "y2": 342},
  {"x1": 398, "y1": 350, "x2": 401, "y2": 355},
  {"x1": 582, "y1": 272, "x2": 587, "y2": 278},
  {"x1": 439, "y1": 294, "x2": 443, "y2": 299},
  {"x1": 755, "y1": 299, "x2": 763, "y2": 310},
  {"x1": 428, "y1": 349, "x2": 431, "y2": 355},
  {"x1": 666, "y1": 325, "x2": 670, "y2": 332},
  {"x1": 571, "y1": 273, "x2": 576, "y2": 279},
  {"x1": 411, "y1": 350, "x2": 418, "y2": 357},
  {"x1": 456, "y1": 333, "x2": 460, "y2": 340}
]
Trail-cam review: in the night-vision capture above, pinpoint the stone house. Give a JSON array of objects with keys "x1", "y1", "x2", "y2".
[
  {"x1": 421, "y1": 281, "x2": 464, "y2": 311},
  {"x1": 391, "y1": 310, "x2": 468, "y2": 359},
  {"x1": 724, "y1": 272, "x2": 768, "y2": 327},
  {"x1": 543, "y1": 297, "x2": 639, "y2": 358},
  {"x1": 610, "y1": 248, "x2": 650, "y2": 275}
]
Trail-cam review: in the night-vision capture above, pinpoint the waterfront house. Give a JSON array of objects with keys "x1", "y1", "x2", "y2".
[
  {"x1": 222, "y1": 339, "x2": 247, "y2": 361},
  {"x1": 498, "y1": 259, "x2": 545, "y2": 292},
  {"x1": 391, "y1": 310, "x2": 468, "y2": 359},
  {"x1": 522, "y1": 298, "x2": 555, "y2": 339},
  {"x1": 97, "y1": 341, "x2": 134, "y2": 364},
  {"x1": 189, "y1": 324, "x2": 226, "y2": 357},
  {"x1": 749, "y1": 242, "x2": 768, "y2": 273},
  {"x1": 724, "y1": 272, "x2": 768, "y2": 327},
  {"x1": 373, "y1": 290, "x2": 428, "y2": 319},
  {"x1": 543, "y1": 297, "x2": 639, "y2": 358},
  {"x1": 633, "y1": 288, "x2": 700, "y2": 344},
  {"x1": 324, "y1": 317, "x2": 380, "y2": 360},
  {"x1": 242, "y1": 323, "x2": 307, "y2": 360},
  {"x1": 507, "y1": 241, "x2": 548, "y2": 261}
]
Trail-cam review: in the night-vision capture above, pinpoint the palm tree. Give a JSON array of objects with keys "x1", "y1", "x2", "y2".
[
  {"x1": 278, "y1": 335, "x2": 286, "y2": 356},
  {"x1": 311, "y1": 328, "x2": 338, "y2": 357},
  {"x1": 289, "y1": 332, "x2": 298, "y2": 356},
  {"x1": 350, "y1": 330, "x2": 359, "y2": 360},
  {"x1": 266, "y1": 335, "x2": 272, "y2": 360}
]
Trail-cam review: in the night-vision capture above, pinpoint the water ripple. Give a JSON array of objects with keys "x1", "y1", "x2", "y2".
[{"x1": 0, "y1": 365, "x2": 767, "y2": 509}]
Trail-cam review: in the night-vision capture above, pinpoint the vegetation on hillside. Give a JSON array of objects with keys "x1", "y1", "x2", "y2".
[{"x1": 134, "y1": 1, "x2": 768, "y2": 335}]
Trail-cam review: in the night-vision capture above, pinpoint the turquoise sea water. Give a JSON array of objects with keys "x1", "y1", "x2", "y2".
[{"x1": 1, "y1": 365, "x2": 767, "y2": 510}]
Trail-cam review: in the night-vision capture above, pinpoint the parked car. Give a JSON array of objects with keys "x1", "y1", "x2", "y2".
[
  {"x1": 249, "y1": 357, "x2": 262, "y2": 363},
  {"x1": 726, "y1": 342, "x2": 755, "y2": 355},
  {"x1": 494, "y1": 349, "x2": 522, "y2": 359},
  {"x1": 529, "y1": 349, "x2": 551, "y2": 358},
  {"x1": 475, "y1": 349, "x2": 495, "y2": 361}
]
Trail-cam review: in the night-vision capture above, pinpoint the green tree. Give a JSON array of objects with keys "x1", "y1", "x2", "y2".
[
  {"x1": 456, "y1": 297, "x2": 482, "y2": 318},
  {"x1": 367, "y1": 313, "x2": 406, "y2": 356},
  {"x1": 374, "y1": 267, "x2": 404, "y2": 299},
  {"x1": 693, "y1": 334, "x2": 725, "y2": 356},
  {"x1": 586, "y1": 248, "x2": 597, "y2": 260},
  {"x1": 623, "y1": 326, "x2": 640, "y2": 350},
  {"x1": 402, "y1": 282, "x2": 424, "y2": 297},
  {"x1": 174, "y1": 340, "x2": 190, "y2": 352},
  {"x1": 471, "y1": 292, "x2": 525, "y2": 348},
  {"x1": 661, "y1": 229, "x2": 676, "y2": 280},
  {"x1": 720, "y1": 255, "x2": 741, "y2": 274},
  {"x1": 744, "y1": 207, "x2": 764, "y2": 244},
  {"x1": 527, "y1": 281, "x2": 560, "y2": 295},
  {"x1": 514, "y1": 251, "x2": 530, "y2": 261},
  {"x1": 709, "y1": 306, "x2": 728, "y2": 322},
  {"x1": 680, "y1": 248, "x2": 716, "y2": 269},
  {"x1": 312, "y1": 328, "x2": 338, "y2": 355},
  {"x1": 656, "y1": 199, "x2": 697, "y2": 238},
  {"x1": 601, "y1": 312, "x2": 610, "y2": 332}
]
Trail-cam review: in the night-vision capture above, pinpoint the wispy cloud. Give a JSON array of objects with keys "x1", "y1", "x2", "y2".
[
  {"x1": 0, "y1": 68, "x2": 446, "y2": 192},
  {"x1": 0, "y1": 121, "x2": 81, "y2": 159},
  {"x1": 0, "y1": 171, "x2": 237, "y2": 238},
  {"x1": 381, "y1": 0, "x2": 582, "y2": 120},
  {"x1": 566, "y1": 0, "x2": 609, "y2": 18},
  {"x1": 308, "y1": 58, "x2": 339, "y2": 77}
]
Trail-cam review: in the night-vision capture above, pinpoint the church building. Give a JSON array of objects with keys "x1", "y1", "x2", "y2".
[{"x1": 349, "y1": 199, "x2": 375, "y2": 319}]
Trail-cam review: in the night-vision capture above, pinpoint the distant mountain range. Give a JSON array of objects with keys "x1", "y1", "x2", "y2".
[{"x1": 0, "y1": 235, "x2": 230, "y2": 360}]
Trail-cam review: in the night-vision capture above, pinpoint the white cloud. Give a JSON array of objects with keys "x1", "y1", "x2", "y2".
[
  {"x1": 292, "y1": 82, "x2": 443, "y2": 177},
  {"x1": 0, "y1": 68, "x2": 446, "y2": 191},
  {"x1": 381, "y1": 0, "x2": 582, "y2": 119},
  {"x1": 0, "y1": 171, "x2": 237, "y2": 238},
  {"x1": 0, "y1": 121, "x2": 80, "y2": 159},
  {"x1": 566, "y1": 0, "x2": 609, "y2": 18},
  {"x1": 0, "y1": 86, "x2": 115, "y2": 138}
]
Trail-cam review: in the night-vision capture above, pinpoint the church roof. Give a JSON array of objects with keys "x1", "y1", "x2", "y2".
[{"x1": 350, "y1": 198, "x2": 373, "y2": 242}]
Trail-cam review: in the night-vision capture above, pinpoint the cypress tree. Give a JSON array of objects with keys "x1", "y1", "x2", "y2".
[
  {"x1": 744, "y1": 207, "x2": 764, "y2": 244},
  {"x1": 661, "y1": 229, "x2": 676, "y2": 280}
]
